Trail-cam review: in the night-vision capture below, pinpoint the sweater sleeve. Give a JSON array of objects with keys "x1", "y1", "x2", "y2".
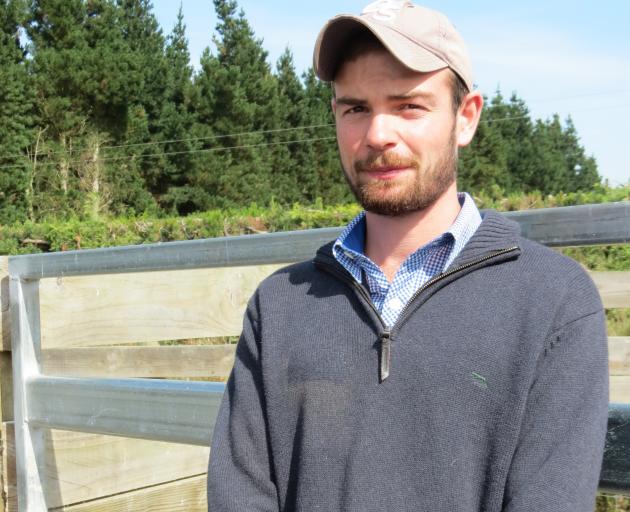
[
  {"x1": 207, "y1": 297, "x2": 279, "y2": 511},
  {"x1": 502, "y1": 275, "x2": 609, "y2": 511}
]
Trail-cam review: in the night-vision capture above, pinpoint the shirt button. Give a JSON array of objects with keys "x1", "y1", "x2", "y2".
[{"x1": 387, "y1": 297, "x2": 404, "y2": 311}]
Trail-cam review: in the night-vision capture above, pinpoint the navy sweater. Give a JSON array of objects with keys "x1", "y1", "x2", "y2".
[{"x1": 207, "y1": 211, "x2": 608, "y2": 511}]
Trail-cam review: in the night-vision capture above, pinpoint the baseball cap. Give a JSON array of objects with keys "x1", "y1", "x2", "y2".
[{"x1": 313, "y1": 0, "x2": 473, "y2": 91}]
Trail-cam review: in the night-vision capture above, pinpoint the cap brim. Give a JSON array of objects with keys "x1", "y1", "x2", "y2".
[{"x1": 314, "y1": 15, "x2": 448, "y2": 81}]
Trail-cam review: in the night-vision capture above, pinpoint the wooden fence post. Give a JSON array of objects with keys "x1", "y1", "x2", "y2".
[{"x1": 0, "y1": 256, "x2": 15, "y2": 511}]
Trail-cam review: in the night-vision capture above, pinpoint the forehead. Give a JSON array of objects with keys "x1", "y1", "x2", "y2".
[{"x1": 334, "y1": 49, "x2": 451, "y2": 99}]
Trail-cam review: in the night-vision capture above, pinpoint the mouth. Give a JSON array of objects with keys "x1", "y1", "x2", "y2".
[{"x1": 362, "y1": 166, "x2": 410, "y2": 180}]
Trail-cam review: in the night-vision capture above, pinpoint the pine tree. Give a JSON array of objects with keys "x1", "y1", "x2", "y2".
[
  {"x1": 26, "y1": 0, "x2": 89, "y2": 201},
  {"x1": 192, "y1": 0, "x2": 281, "y2": 207},
  {"x1": 26, "y1": 0, "x2": 150, "y2": 217},
  {"x1": 302, "y1": 68, "x2": 348, "y2": 204},
  {"x1": 528, "y1": 115, "x2": 569, "y2": 194},
  {"x1": 116, "y1": 0, "x2": 171, "y2": 211},
  {"x1": 458, "y1": 105, "x2": 508, "y2": 194},
  {"x1": 117, "y1": 0, "x2": 167, "y2": 123},
  {"x1": 0, "y1": 0, "x2": 35, "y2": 223},
  {"x1": 158, "y1": 5, "x2": 201, "y2": 214},
  {"x1": 558, "y1": 117, "x2": 600, "y2": 192},
  {"x1": 484, "y1": 92, "x2": 536, "y2": 192},
  {"x1": 273, "y1": 48, "x2": 312, "y2": 203}
]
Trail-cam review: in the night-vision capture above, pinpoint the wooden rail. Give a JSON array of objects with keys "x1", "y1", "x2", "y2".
[
  {"x1": 1, "y1": 258, "x2": 629, "y2": 510},
  {"x1": 1, "y1": 203, "x2": 629, "y2": 510}
]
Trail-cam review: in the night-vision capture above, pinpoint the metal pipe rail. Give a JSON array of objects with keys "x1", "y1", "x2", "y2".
[
  {"x1": 26, "y1": 377, "x2": 225, "y2": 446},
  {"x1": 10, "y1": 201, "x2": 630, "y2": 280},
  {"x1": 8, "y1": 201, "x2": 630, "y2": 510}
]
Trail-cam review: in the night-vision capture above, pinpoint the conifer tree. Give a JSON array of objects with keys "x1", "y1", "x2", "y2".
[
  {"x1": 115, "y1": 0, "x2": 171, "y2": 209},
  {"x1": 302, "y1": 68, "x2": 349, "y2": 204},
  {"x1": 194, "y1": 0, "x2": 279, "y2": 207},
  {"x1": 458, "y1": 110, "x2": 508, "y2": 194},
  {"x1": 117, "y1": 0, "x2": 167, "y2": 123},
  {"x1": 483, "y1": 92, "x2": 536, "y2": 192},
  {"x1": 189, "y1": 47, "x2": 222, "y2": 209},
  {"x1": 528, "y1": 115, "x2": 569, "y2": 194},
  {"x1": 2, "y1": 0, "x2": 603, "y2": 221},
  {"x1": 558, "y1": 117, "x2": 599, "y2": 192},
  {"x1": 0, "y1": 0, "x2": 34, "y2": 223},
  {"x1": 273, "y1": 48, "x2": 313, "y2": 203},
  {"x1": 158, "y1": 5, "x2": 201, "y2": 214}
]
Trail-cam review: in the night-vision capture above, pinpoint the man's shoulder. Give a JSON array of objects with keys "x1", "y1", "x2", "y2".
[
  {"x1": 477, "y1": 209, "x2": 601, "y2": 317},
  {"x1": 516, "y1": 234, "x2": 589, "y2": 281},
  {"x1": 255, "y1": 241, "x2": 336, "y2": 295},
  {"x1": 479, "y1": 209, "x2": 589, "y2": 282},
  {"x1": 513, "y1": 235, "x2": 603, "y2": 323}
]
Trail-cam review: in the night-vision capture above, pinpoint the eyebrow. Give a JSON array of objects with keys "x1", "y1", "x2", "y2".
[
  {"x1": 335, "y1": 91, "x2": 437, "y2": 106},
  {"x1": 387, "y1": 91, "x2": 437, "y2": 103},
  {"x1": 335, "y1": 97, "x2": 367, "y2": 106}
]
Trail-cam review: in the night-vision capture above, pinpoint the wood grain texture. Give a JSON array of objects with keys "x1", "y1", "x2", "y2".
[
  {"x1": 41, "y1": 336, "x2": 630, "y2": 380},
  {"x1": 610, "y1": 376, "x2": 630, "y2": 403},
  {"x1": 48, "y1": 474, "x2": 207, "y2": 512},
  {"x1": 0, "y1": 257, "x2": 9, "y2": 352},
  {"x1": 39, "y1": 264, "x2": 284, "y2": 349},
  {"x1": 0, "y1": 351, "x2": 12, "y2": 422},
  {"x1": 1, "y1": 422, "x2": 209, "y2": 510},
  {"x1": 2, "y1": 422, "x2": 17, "y2": 512},
  {"x1": 609, "y1": 337, "x2": 630, "y2": 376},
  {"x1": 590, "y1": 271, "x2": 630, "y2": 309},
  {"x1": 42, "y1": 345, "x2": 236, "y2": 378},
  {"x1": 28, "y1": 266, "x2": 630, "y2": 350}
]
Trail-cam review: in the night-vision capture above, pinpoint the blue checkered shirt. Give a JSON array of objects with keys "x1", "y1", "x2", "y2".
[{"x1": 332, "y1": 193, "x2": 482, "y2": 327}]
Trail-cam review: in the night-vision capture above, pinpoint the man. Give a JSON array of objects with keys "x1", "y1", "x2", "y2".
[{"x1": 208, "y1": 2, "x2": 609, "y2": 511}]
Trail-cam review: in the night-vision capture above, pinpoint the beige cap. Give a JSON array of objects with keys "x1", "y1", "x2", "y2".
[{"x1": 313, "y1": 1, "x2": 473, "y2": 90}]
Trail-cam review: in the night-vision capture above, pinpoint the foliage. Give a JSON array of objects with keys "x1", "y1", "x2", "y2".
[
  {"x1": 597, "y1": 495, "x2": 630, "y2": 512},
  {"x1": 2, "y1": 187, "x2": 628, "y2": 341},
  {"x1": 0, "y1": 0, "x2": 35, "y2": 223},
  {"x1": 0, "y1": 0, "x2": 616, "y2": 225},
  {"x1": 1, "y1": 185, "x2": 627, "y2": 256}
]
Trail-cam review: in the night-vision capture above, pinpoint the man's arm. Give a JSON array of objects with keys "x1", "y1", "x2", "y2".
[
  {"x1": 207, "y1": 297, "x2": 279, "y2": 511},
  {"x1": 503, "y1": 273, "x2": 609, "y2": 511}
]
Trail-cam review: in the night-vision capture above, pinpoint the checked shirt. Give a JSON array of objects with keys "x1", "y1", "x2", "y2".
[{"x1": 332, "y1": 193, "x2": 482, "y2": 327}]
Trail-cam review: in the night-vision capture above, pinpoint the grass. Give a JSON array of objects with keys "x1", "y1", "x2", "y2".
[{"x1": 597, "y1": 495, "x2": 630, "y2": 511}]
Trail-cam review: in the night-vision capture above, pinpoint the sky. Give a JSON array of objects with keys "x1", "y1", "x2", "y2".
[{"x1": 153, "y1": 0, "x2": 630, "y2": 187}]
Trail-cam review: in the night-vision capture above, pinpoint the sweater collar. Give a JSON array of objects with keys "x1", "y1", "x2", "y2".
[
  {"x1": 316, "y1": 209, "x2": 521, "y2": 268},
  {"x1": 446, "y1": 210, "x2": 521, "y2": 269}
]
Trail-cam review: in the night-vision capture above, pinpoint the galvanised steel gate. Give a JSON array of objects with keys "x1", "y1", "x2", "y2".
[{"x1": 9, "y1": 201, "x2": 630, "y2": 510}]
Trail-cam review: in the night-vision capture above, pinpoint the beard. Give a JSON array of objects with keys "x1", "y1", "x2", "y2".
[{"x1": 342, "y1": 126, "x2": 458, "y2": 216}]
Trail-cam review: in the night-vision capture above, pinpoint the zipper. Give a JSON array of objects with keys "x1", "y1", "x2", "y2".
[
  {"x1": 315, "y1": 245, "x2": 520, "y2": 383},
  {"x1": 380, "y1": 329, "x2": 392, "y2": 382},
  {"x1": 392, "y1": 245, "x2": 521, "y2": 329},
  {"x1": 315, "y1": 260, "x2": 388, "y2": 330}
]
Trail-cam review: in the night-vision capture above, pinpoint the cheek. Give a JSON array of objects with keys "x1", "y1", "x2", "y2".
[
  {"x1": 403, "y1": 119, "x2": 453, "y2": 154},
  {"x1": 336, "y1": 124, "x2": 364, "y2": 160}
]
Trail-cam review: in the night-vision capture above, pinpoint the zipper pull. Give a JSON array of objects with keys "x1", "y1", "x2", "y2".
[{"x1": 380, "y1": 330, "x2": 392, "y2": 383}]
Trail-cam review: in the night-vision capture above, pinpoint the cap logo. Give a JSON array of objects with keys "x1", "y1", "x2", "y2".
[{"x1": 361, "y1": 0, "x2": 406, "y2": 22}]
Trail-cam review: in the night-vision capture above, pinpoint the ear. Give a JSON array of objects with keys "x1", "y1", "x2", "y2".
[
  {"x1": 455, "y1": 91, "x2": 483, "y2": 148},
  {"x1": 331, "y1": 97, "x2": 337, "y2": 115}
]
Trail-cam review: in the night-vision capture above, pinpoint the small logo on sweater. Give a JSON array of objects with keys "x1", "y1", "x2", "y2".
[{"x1": 471, "y1": 372, "x2": 488, "y2": 389}]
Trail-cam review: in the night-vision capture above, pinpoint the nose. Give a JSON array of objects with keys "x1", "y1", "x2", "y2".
[{"x1": 364, "y1": 113, "x2": 398, "y2": 152}]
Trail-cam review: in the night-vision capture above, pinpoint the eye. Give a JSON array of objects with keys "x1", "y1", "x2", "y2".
[
  {"x1": 400, "y1": 103, "x2": 425, "y2": 111},
  {"x1": 344, "y1": 105, "x2": 367, "y2": 115}
]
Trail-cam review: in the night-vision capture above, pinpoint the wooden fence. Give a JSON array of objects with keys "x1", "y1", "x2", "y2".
[{"x1": 0, "y1": 204, "x2": 629, "y2": 510}]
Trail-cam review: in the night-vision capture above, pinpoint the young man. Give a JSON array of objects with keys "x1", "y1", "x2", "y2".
[{"x1": 207, "y1": 2, "x2": 608, "y2": 511}]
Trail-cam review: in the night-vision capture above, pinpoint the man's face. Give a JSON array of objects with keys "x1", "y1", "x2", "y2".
[{"x1": 332, "y1": 51, "x2": 460, "y2": 216}]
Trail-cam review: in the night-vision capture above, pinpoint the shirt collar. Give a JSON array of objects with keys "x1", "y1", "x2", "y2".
[
  {"x1": 332, "y1": 192, "x2": 482, "y2": 280},
  {"x1": 448, "y1": 192, "x2": 482, "y2": 246}
]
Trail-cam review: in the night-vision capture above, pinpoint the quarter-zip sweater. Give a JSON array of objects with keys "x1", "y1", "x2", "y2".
[{"x1": 207, "y1": 211, "x2": 609, "y2": 512}]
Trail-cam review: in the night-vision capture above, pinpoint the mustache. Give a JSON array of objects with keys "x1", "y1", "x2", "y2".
[{"x1": 354, "y1": 153, "x2": 421, "y2": 173}]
